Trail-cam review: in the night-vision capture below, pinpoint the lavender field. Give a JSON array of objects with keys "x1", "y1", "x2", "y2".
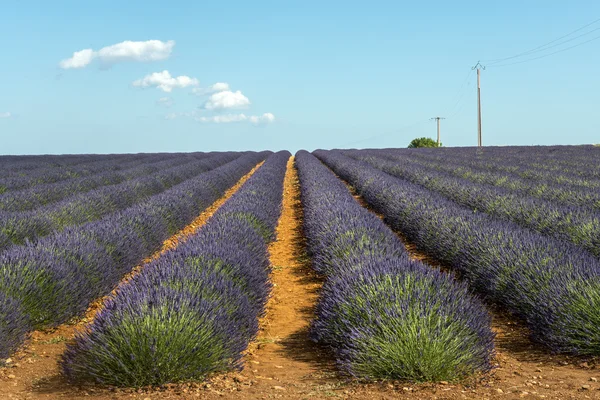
[{"x1": 1, "y1": 146, "x2": 599, "y2": 397}]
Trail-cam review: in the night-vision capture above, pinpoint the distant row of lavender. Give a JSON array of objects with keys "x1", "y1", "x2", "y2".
[
  {"x1": 0, "y1": 152, "x2": 243, "y2": 252},
  {"x1": 0, "y1": 153, "x2": 136, "y2": 173},
  {"x1": 0, "y1": 154, "x2": 205, "y2": 211},
  {"x1": 346, "y1": 151, "x2": 600, "y2": 257},
  {"x1": 371, "y1": 149, "x2": 600, "y2": 210},
  {"x1": 0, "y1": 151, "x2": 269, "y2": 361},
  {"x1": 296, "y1": 151, "x2": 494, "y2": 381},
  {"x1": 0, "y1": 153, "x2": 167, "y2": 191},
  {"x1": 400, "y1": 147, "x2": 600, "y2": 188},
  {"x1": 61, "y1": 151, "x2": 289, "y2": 386},
  {"x1": 390, "y1": 145, "x2": 600, "y2": 180},
  {"x1": 316, "y1": 150, "x2": 600, "y2": 355}
]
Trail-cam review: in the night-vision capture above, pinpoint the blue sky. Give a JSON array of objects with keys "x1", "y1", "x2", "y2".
[{"x1": 0, "y1": 0, "x2": 599, "y2": 154}]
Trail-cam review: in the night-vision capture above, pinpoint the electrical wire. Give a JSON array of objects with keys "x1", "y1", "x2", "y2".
[
  {"x1": 482, "y1": 16, "x2": 600, "y2": 65},
  {"x1": 447, "y1": 83, "x2": 473, "y2": 119},
  {"x1": 487, "y1": 33, "x2": 600, "y2": 68},
  {"x1": 340, "y1": 119, "x2": 430, "y2": 148},
  {"x1": 444, "y1": 69, "x2": 474, "y2": 116},
  {"x1": 346, "y1": 17, "x2": 600, "y2": 148}
]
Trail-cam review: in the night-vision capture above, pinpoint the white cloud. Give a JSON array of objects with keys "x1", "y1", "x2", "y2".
[
  {"x1": 97, "y1": 40, "x2": 174, "y2": 64},
  {"x1": 156, "y1": 97, "x2": 174, "y2": 107},
  {"x1": 249, "y1": 113, "x2": 276, "y2": 125},
  {"x1": 133, "y1": 70, "x2": 199, "y2": 92},
  {"x1": 59, "y1": 49, "x2": 95, "y2": 69},
  {"x1": 0, "y1": 112, "x2": 11, "y2": 119},
  {"x1": 196, "y1": 112, "x2": 275, "y2": 125},
  {"x1": 166, "y1": 110, "x2": 274, "y2": 125},
  {"x1": 191, "y1": 82, "x2": 230, "y2": 95},
  {"x1": 196, "y1": 114, "x2": 249, "y2": 123},
  {"x1": 59, "y1": 40, "x2": 175, "y2": 69},
  {"x1": 204, "y1": 90, "x2": 250, "y2": 111}
]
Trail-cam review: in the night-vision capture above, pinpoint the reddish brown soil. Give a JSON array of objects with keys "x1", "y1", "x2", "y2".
[{"x1": 1, "y1": 158, "x2": 600, "y2": 399}]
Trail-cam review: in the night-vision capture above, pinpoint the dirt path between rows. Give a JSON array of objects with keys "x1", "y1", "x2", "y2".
[
  {"x1": 234, "y1": 156, "x2": 337, "y2": 395},
  {"x1": 0, "y1": 161, "x2": 265, "y2": 400},
  {"x1": 196, "y1": 156, "x2": 343, "y2": 399}
]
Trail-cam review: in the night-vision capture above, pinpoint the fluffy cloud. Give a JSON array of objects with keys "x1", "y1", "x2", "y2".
[
  {"x1": 0, "y1": 112, "x2": 11, "y2": 118},
  {"x1": 59, "y1": 40, "x2": 175, "y2": 69},
  {"x1": 191, "y1": 82, "x2": 230, "y2": 95},
  {"x1": 197, "y1": 112, "x2": 275, "y2": 125},
  {"x1": 59, "y1": 49, "x2": 95, "y2": 69},
  {"x1": 156, "y1": 97, "x2": 174, "y2": 107},
  {"x1": 249, "y1": 113, "x2": 276, "y2": 125},
  {"x1": 197, "y1": 114, "x2": 249, "y2": 123},
  {"x1": 166, "y1": 111, "x2": 274, "y2": 125},
  {"x1": 204, "y1": 90, "x2": 250, "y2": 111},
  {"x1": 133, "y1": 70, "x2": 199, "y2": 92}
]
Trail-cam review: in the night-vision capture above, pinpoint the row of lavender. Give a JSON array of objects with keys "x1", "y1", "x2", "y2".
[
  {"x1": 61, "y1": 151, "x2": 289, "y2": 386},
  {"x1": 296, "y1": 151, "x2": 494, "y2": 381},
  {"x1": 0, "y1": 152, "x2": 243, "y2": 252},
  {"x1": 366, "y1": 148, "x2": 600, "y2": 208},
  {"x1": 0, "y1": 153, "x2": 138, "y2": 173},
  {"x1": 402, "y1": 150, "x2": 600, "y2": 209},
  {"x1": 401, "y1": 147, "x2": 600, "y2": 188},
  {"x1": 0, "y1": 151, "x2": 269, "y2": 361},
  {"x1": 346, "y1": 151, "x2": 600, "y2": 257},
  {"x1": 0, "y1": 153, "x2": 206, "y2": 212},
  {"x1": 396, "y1": 145, "x2": 600, "y2": 180},
  {"x1": 0, "y1": 153, "x2": 172, "y2": 191},
  {"x1": 316, "y1": 150, "x2": 600, "y2": 355}
]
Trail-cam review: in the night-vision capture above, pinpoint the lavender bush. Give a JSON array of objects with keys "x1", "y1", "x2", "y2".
[
  {"x1": 346, "y1": 151, "x2": 600, "y2": 257},
  {"x1": 60, "y1": 151, "x2": 289, "y2": 386},
  {"x1": 316, "y1": 150, "x2": 600, "y2": 355},
  {"x1": 0, "y1": 152, "x2": 242, "y2": 251},
  {"x1": 0, "y1": 152, "x2": 269, "y2": 359},
  {"x1": 0, "y1": 153, "x2": 202, "y2": 212},
  {"x1": 296, "y1": 150, "x2": 494, "y2": 381}
]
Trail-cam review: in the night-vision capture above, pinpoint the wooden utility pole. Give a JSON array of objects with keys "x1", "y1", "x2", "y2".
[
  {"x1": 430, "y1": 117, "x2": 446, "y2": 146},
  {"x1": 472, "y1": 62, "x2": 485, "y2": 147}
]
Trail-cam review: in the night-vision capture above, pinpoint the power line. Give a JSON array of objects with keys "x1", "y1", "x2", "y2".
[
  {"x1": 488, "y1": 33, "x2": 600, "y2": 68},
  {"x1": 487, "y1": 26, "x2": 600, "y2": 66},
  {"x1": 482, "y1": 16, "x2": 600, "y2": 65},
  {"x1": 444, "y1": 69, "x2": 474, "y2": 116},
  {"x1": 447, "y1": 85, "x2": 472, "y2": 119},
  {"x1": 340, "y1": 119, "x2": 430, "y2": 147},
  {"x1": 347, "y1": 17, "x2": 600, "y2": 150}
]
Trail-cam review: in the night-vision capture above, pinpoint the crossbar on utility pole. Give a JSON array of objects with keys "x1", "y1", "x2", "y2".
[
  {"x1": 430, "y1": 117, "x2": 446, "y2": 146},
  {"x1": 472, "y1": 61, "x2": 485, "y2": 147}
]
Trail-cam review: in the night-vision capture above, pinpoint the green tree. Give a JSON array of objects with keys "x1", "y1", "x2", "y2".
[{"x1": 408, "y1": 137, "x2": 441, "y2": 148}]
